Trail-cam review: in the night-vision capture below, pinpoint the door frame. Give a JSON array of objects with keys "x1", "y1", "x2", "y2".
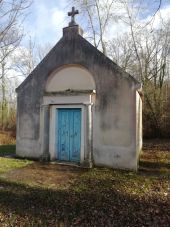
[{"x1": 49, "y1": 104, "x2": 86, "y2": 163}]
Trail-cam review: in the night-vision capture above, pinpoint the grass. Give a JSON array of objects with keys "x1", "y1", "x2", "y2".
[
  {"x1": 0, "y1": 140, "x2": 169, "y2": 226},
  {"x1": 0, "y1": 167, "x2": 169, "y2": 226},
  {"x1": 0, "y1": 157, "x2": 32, "y2": 174},
  {"x1": 0, "y1": 143, "x2": 32, "y2": 176},
  {"x1": 0, "y1": 145, "x2": 16, "y2": 156}
]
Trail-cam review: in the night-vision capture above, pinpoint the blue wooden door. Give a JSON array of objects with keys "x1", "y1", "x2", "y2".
[{"x1": 57, "y1": 108, "x2": 81, "y2": 162}]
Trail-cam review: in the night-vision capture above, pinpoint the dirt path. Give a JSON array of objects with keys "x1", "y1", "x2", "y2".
[{"x1": 1, "y1": 162, "x2": 86, "y2": 188}]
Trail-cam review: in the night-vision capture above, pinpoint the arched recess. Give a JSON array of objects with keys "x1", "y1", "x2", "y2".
[{"x1": 45, "y1": 65, "x2": 95, "y2": 92}]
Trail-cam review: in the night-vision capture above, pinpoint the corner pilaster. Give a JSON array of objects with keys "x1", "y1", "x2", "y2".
[{"x1": 40, "y1": 105, "x2": 50, "y2": 161}]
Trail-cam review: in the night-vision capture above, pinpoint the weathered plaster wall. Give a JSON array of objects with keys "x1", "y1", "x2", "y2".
[
  {"x1": 92, "y1": 77, "x2": 138, "y2": 170},
  {"x1": 16, "y1": 25, "x2": 141, "y2": 169},
  {"x1": 16, "y1": 82, "x2": 42, "y2": 159}
]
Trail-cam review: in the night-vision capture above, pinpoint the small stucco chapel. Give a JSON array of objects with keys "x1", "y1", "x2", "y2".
[{"x1": 16, "y1": 7, "x2": 142, "y2": 170}]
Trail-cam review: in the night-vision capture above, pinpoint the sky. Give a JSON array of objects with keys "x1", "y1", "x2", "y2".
[
  {"x1": 22, "y1": 0, "x2": 170, "y2": 47},
  {"x1": 22, "y1": 0, "x2": 71, "y2": 46}
]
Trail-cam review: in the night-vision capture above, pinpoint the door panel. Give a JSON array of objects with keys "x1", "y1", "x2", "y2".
[
  {"x1": 57, "y1": 108, "x2": 81, "y2": 162},
  {"x1": 57, "y1": 110, "x2": 70, "y2": 161},
  {"x1": 70, "y1": 110, "x2": 81, "y2": 162}
]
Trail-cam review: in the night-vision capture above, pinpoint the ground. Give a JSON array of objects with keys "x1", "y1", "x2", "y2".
[{"x1": 0, "y1": 140, "x2": 169, "y2": 226}]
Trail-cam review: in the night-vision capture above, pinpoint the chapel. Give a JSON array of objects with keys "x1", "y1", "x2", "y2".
[{"x1": 16, "y1": 7, "x2": 142, "y2": 170}]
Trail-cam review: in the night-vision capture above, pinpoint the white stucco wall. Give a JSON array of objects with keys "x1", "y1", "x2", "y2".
[
  {"x1": 16, "y1": 111, "x2": 42, "y2": 159},
  {"x1": 46, "y1": 65, "x2": 95, "y2": 92},
  {"x1": 93, "y1": 79, "x2": 138, "y2": 170},
  {"x1": 16, "y1": 138, "x2": 41, "y2": 158}
]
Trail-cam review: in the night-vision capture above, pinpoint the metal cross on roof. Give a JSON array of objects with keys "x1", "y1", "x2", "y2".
[{"x1": 68, "y1": 7, "x2": 79, "y2": 26}]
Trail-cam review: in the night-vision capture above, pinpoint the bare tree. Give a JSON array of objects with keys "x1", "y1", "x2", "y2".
[
  {"x1": 0, "y1": 0, "x2": 31, "y2": 130},
  {"x1": 108, "y1": 18, "x2": 170, "y2": 136},
  {"x1": 12, "y1": 37, "x2": 36, "y2": 77},
  {"x1": 0, "y1": 0, "x2": 31, "y2": 49},
  {"x1": 0, "y1": 32, "x2": 22, "y2": 129},
  {"x1": 71, "y1": 0, "x2": 162, "y2": 55},
  {"x1": 72, "y1": 0, "x2": 120, "y2": 54},
  {"x1": 107, "y1": 34, "x2": 134, "y2": 71},
  {"x1": 12, "y1": 38, "x2": 52, "y2": 78}
]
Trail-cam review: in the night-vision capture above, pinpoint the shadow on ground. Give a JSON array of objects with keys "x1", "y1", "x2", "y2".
[
  {"x1": 139, "y1": 159, "x2": 170, "y2": 170},
  {"x1": 0, "y1": 174, "x2": 169, "y2": 227},
  {"x1": 0, "y1": 140, "x2": 169, "y2": 226},
  {"x1": 0, "y1": 163, "x2": 85, "y2": 189},
  {"x1": 0, "y1": 145, "x2": 16, "y2": 157}
]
